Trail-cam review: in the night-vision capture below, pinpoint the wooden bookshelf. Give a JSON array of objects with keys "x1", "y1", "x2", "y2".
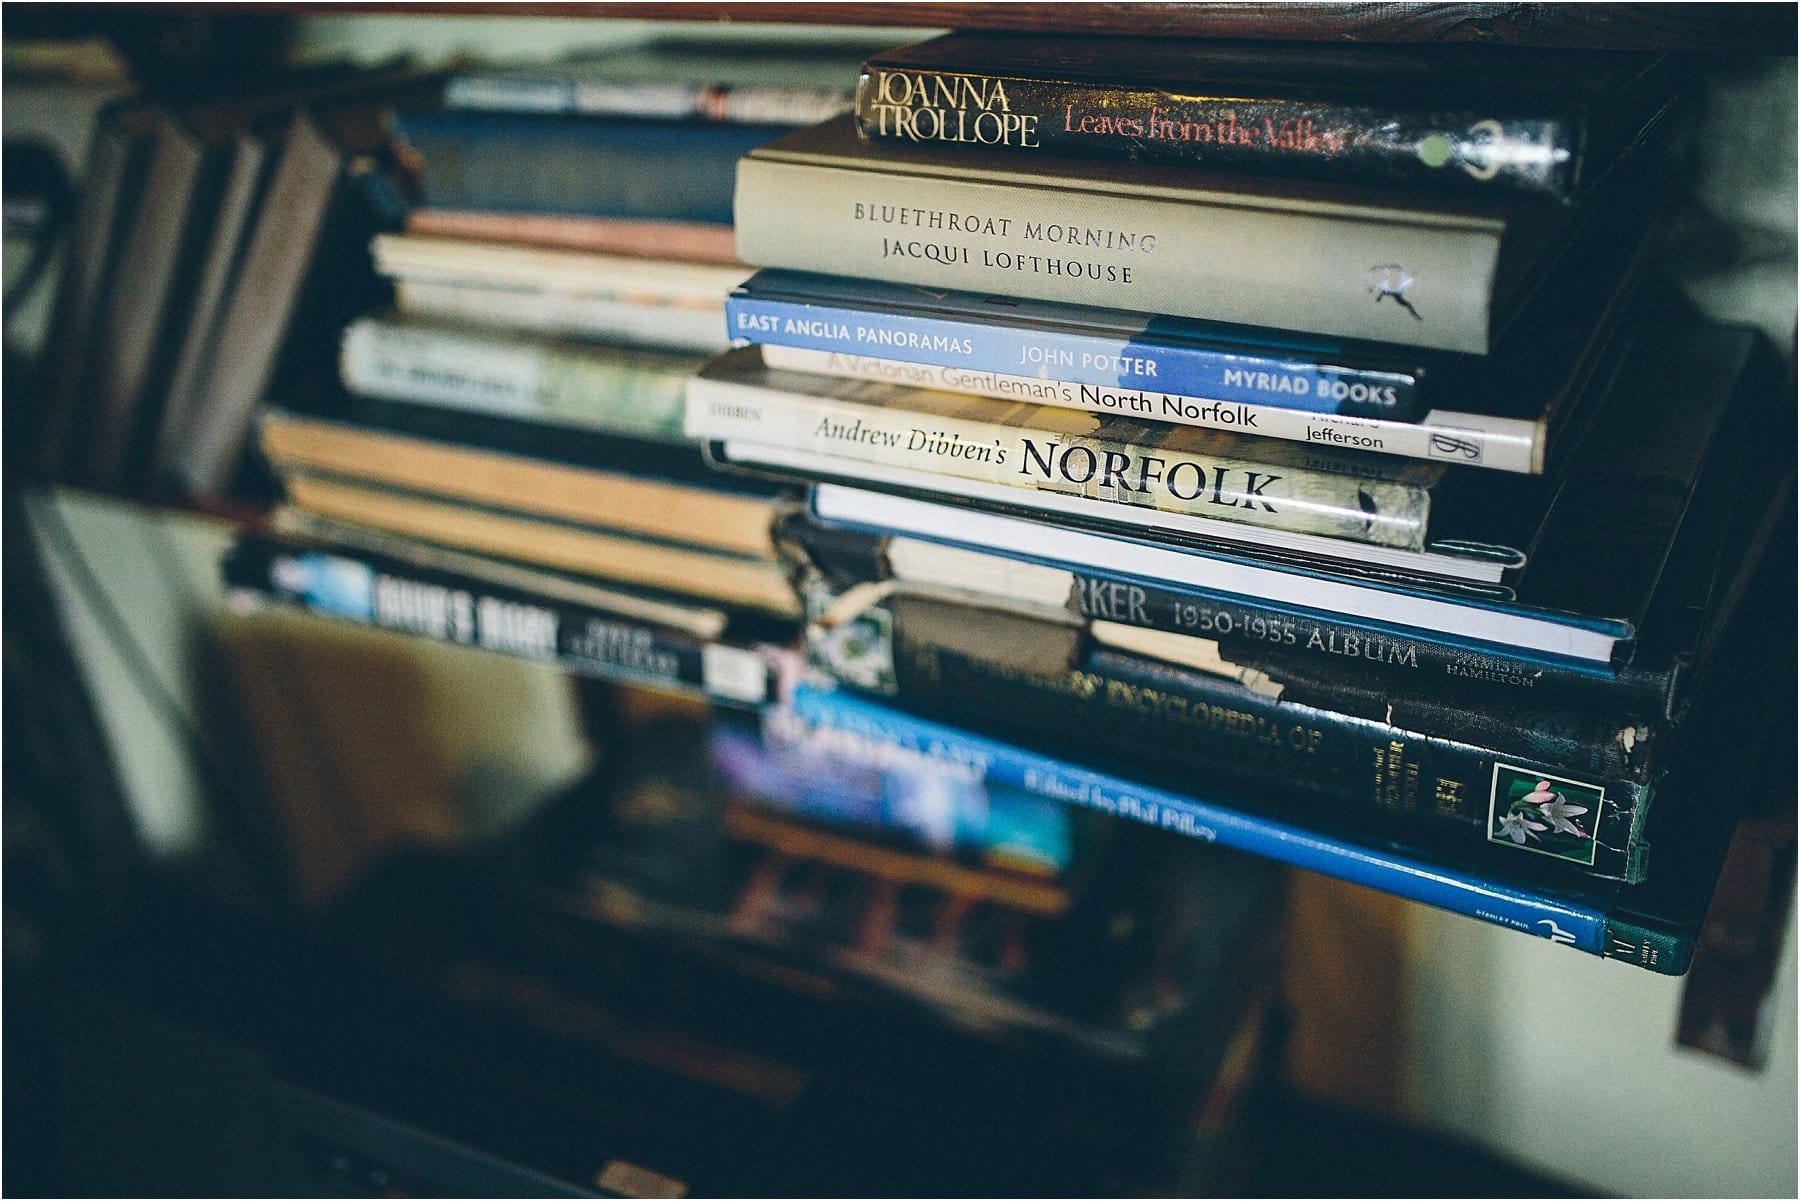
[
  {"x1": 10, "y1": 8, "x2": 1795, "y2": 1197},
  {"x1": 250, "y1": 2, "x2": 1797, "y2": 53}
]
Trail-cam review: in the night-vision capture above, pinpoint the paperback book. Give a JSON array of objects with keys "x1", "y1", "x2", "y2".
[
  {"x1": 258, "y1": 403, "x2": 804, "y2": 618},
  {"x1": 259, "y1": 408, "x2": 794, "y2": 563},
  {"x1": 224, "y1": 534, "x2": 793, "y2": 707}
]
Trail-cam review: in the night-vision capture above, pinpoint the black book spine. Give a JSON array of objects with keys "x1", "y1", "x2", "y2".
[
  {"x1": 849, "y1": 607, "x2": 1643, "y2": 881},
  {"x1": 1070, "y1": 570, "x2": 1679, "y2": 719},
  {"x1": 223, "y1": 538, "x2": 778, "y2": 708},
  {"x1": 854, "y1": 70, "x2": 1576, "y2": 198},
  {"x1": 783, "y1": 515, "x2": 1674, "y2": 718}
]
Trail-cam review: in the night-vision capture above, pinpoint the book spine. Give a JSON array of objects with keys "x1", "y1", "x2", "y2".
[
  {"x1": 224, "y1": 540, "x2": 778, "y2": 707},
  {"x1": 171, "y1": 113, "x2": 344, "y2": 500},
  {"x1": 1599, "y1": 918, "x2": 1693, "y2": 975},
  {"x1": 686, "y1": 377, "x2": 1434, "y2": 550},
  {"x1": 786, "y1": 684, "x2": 1641, "y2": 963},
  {"x1": 788, "y1": 517, "x2": 1672, "y2": 715},
  {"x1": 405, "y1": 209, "x2": 741, "y2": 265},
  {"x1": 83, "y1": 122, "x2": 208, "y2": 487},
  {"x1": 40, "y1": 116, "x2": 149, "y2": 478},
  {"x1": 854, "y1": 69, "x2": 1574, "y2": 198},
  {"x1": 340, "y1": 317, "x2": 695, "y2": 442},
  {"x1": 730, "y1": 292, "x2": 1427, "y2": 417},
  {"x1": 733, "y1": 155, "x2": 1502, "y2": 353},
  {"x1": 391, "y1": 111, "x2": 784, "y2": 225},
  {"x1": 395, "y1": 279, "x2": 730, "y2": 353},
  {"x1": 825, "y1": 605, "x2": 1640, "y2": 879},
  {"x1": 757, "y1": 343, "x2": 1541, "y2": 475},
  {"x1": 575, "y1": 82, "x2": 851, "y2": 126},
  {"x1": 1064, "y1": 568, "x2": 1675, "y2": 715},
  {"x1": 153, "y1": 136, "x2": 269, "y2": 491},
  {"x1": 446, "y1": 75, "x2": 850, "y2": 125}
]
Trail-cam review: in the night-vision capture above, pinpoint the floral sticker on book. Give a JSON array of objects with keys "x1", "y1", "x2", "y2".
[
  {"x1": 1487, "y1": 764, "x2": 1604, "y2": 866},
  {"x1": 809, "y1": 604, "x2": 897, "y2": 696}
]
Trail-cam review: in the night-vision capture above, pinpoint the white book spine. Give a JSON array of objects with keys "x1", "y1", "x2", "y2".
[
  {"x1": 759, "y1": 344, "x2": 1542, "y2": 474},
  {"x1": 396, "y1": 279, "x2": 729, "y2": 353},
  {"x1": 688, "y1": 374, "x2": 1432, "y2": 550},
  {"x1": 735, "y1": 155, "x2": 1502, "y2": 352}
]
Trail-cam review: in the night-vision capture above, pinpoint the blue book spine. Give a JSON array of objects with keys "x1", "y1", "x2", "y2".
[
  {"x1": 389, "y1": 111, "x2": 787, "y2": 224},
  {"x1": 726, "y1": 291, "x2": 1425, "y2": 417},
  {"x1": 786, "y1": 682, "x2": 1615, "y2": 958}
]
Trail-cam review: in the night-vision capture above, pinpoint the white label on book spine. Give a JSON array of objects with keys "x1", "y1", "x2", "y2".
[
  {"x1": 703, "y1": 643, "x2": 770, "y2": 703},
  {"x1": 759, "y1": 344, "x2": 1542, "y2": 474}
]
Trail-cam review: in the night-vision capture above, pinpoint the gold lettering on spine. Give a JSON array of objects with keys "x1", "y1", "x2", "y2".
[{"x1": 865, "y1": 70, "x2": 1040, "y2": 147}]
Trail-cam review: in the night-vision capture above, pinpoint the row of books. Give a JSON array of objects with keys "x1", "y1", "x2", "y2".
[
  {"x1": 25, "y1": 59, "x2": 469, "y2": 502},
  {"x1": 206, "y1": 42, "x2": 1287, "y2": 1194},
  {"x1": 202, "y1": 33, "x2": 1791, "y2": 990}
]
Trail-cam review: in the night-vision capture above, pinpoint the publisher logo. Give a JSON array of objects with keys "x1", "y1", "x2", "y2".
[
  {"x1": 1427, "y1": 431, "x2": 1483, "y2": 462},
  {"x1": 1365, "y1": 264, "x2": 1423, "y2": 321}
]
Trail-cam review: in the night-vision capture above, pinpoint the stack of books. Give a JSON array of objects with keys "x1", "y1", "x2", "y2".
[
  {"x1": 684, "y1": 34, "x2": 1792, "y2": 972},
  {"x1": 32, "y1": 64, "x2": 440, "y2": 500},
  {"x1": 233, "y1": 43, "x2": 883, "y2": 708}
]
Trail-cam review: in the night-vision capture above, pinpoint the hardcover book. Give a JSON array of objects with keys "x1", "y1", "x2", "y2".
[
  {"x1": 79, "y1": 107, "x2": 232, "y2": 487},
  {"x1": 786, "y1": 391, "x2": 1785, "y2": 719},
  {"x1": 163, "y1": 72, "x2": 445, "y2": 500},
  {"x1": 695, "y1": 276, "x2": 1663, "y2": 587},
  {"x1": 37, "y1": 98, "x2": 155, "y2": 478},
  {"x1": 83, "y1": 64, "x2": 397, "y2": 491},
  {"x1": 784, "y1": 495, "x2": 1788, "y2": 968},
  {"x1": 389, "y1": 110, "x2": 789, "y2": 225},
  {"x1": 783, "y1": 646, "x2": 1773, "y2": 974},
  {"x1": 734, "y1": 115, "x2": 1577, "y2": 353},
  {"x1": 805, "y1": 582, "x2": 1660, "y2": 881},
  {"x1": 724, "y1": 176, "x2": 1656, "y2": 474},
  {"x1": 786, "y1": 309, "x2": 1773, "y2": 672},
  {"x1": 855, "y1": 35, "x2": 1677, "y2": 200}
]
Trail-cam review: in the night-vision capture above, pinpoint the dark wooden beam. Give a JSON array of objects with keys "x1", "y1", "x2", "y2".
[{"x1": 223, "y1": 2, "x2": 1796, "y2": 54}]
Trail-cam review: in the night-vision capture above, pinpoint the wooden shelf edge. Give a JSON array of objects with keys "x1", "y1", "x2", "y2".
[{"x1": 243, "y1": 2, "x2": 1798, "y2": 53}]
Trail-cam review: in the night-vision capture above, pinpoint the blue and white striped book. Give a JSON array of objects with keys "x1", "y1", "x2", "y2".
[{"x1": 726, "y1": 270, "x2": 1561, "y2": 472}]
